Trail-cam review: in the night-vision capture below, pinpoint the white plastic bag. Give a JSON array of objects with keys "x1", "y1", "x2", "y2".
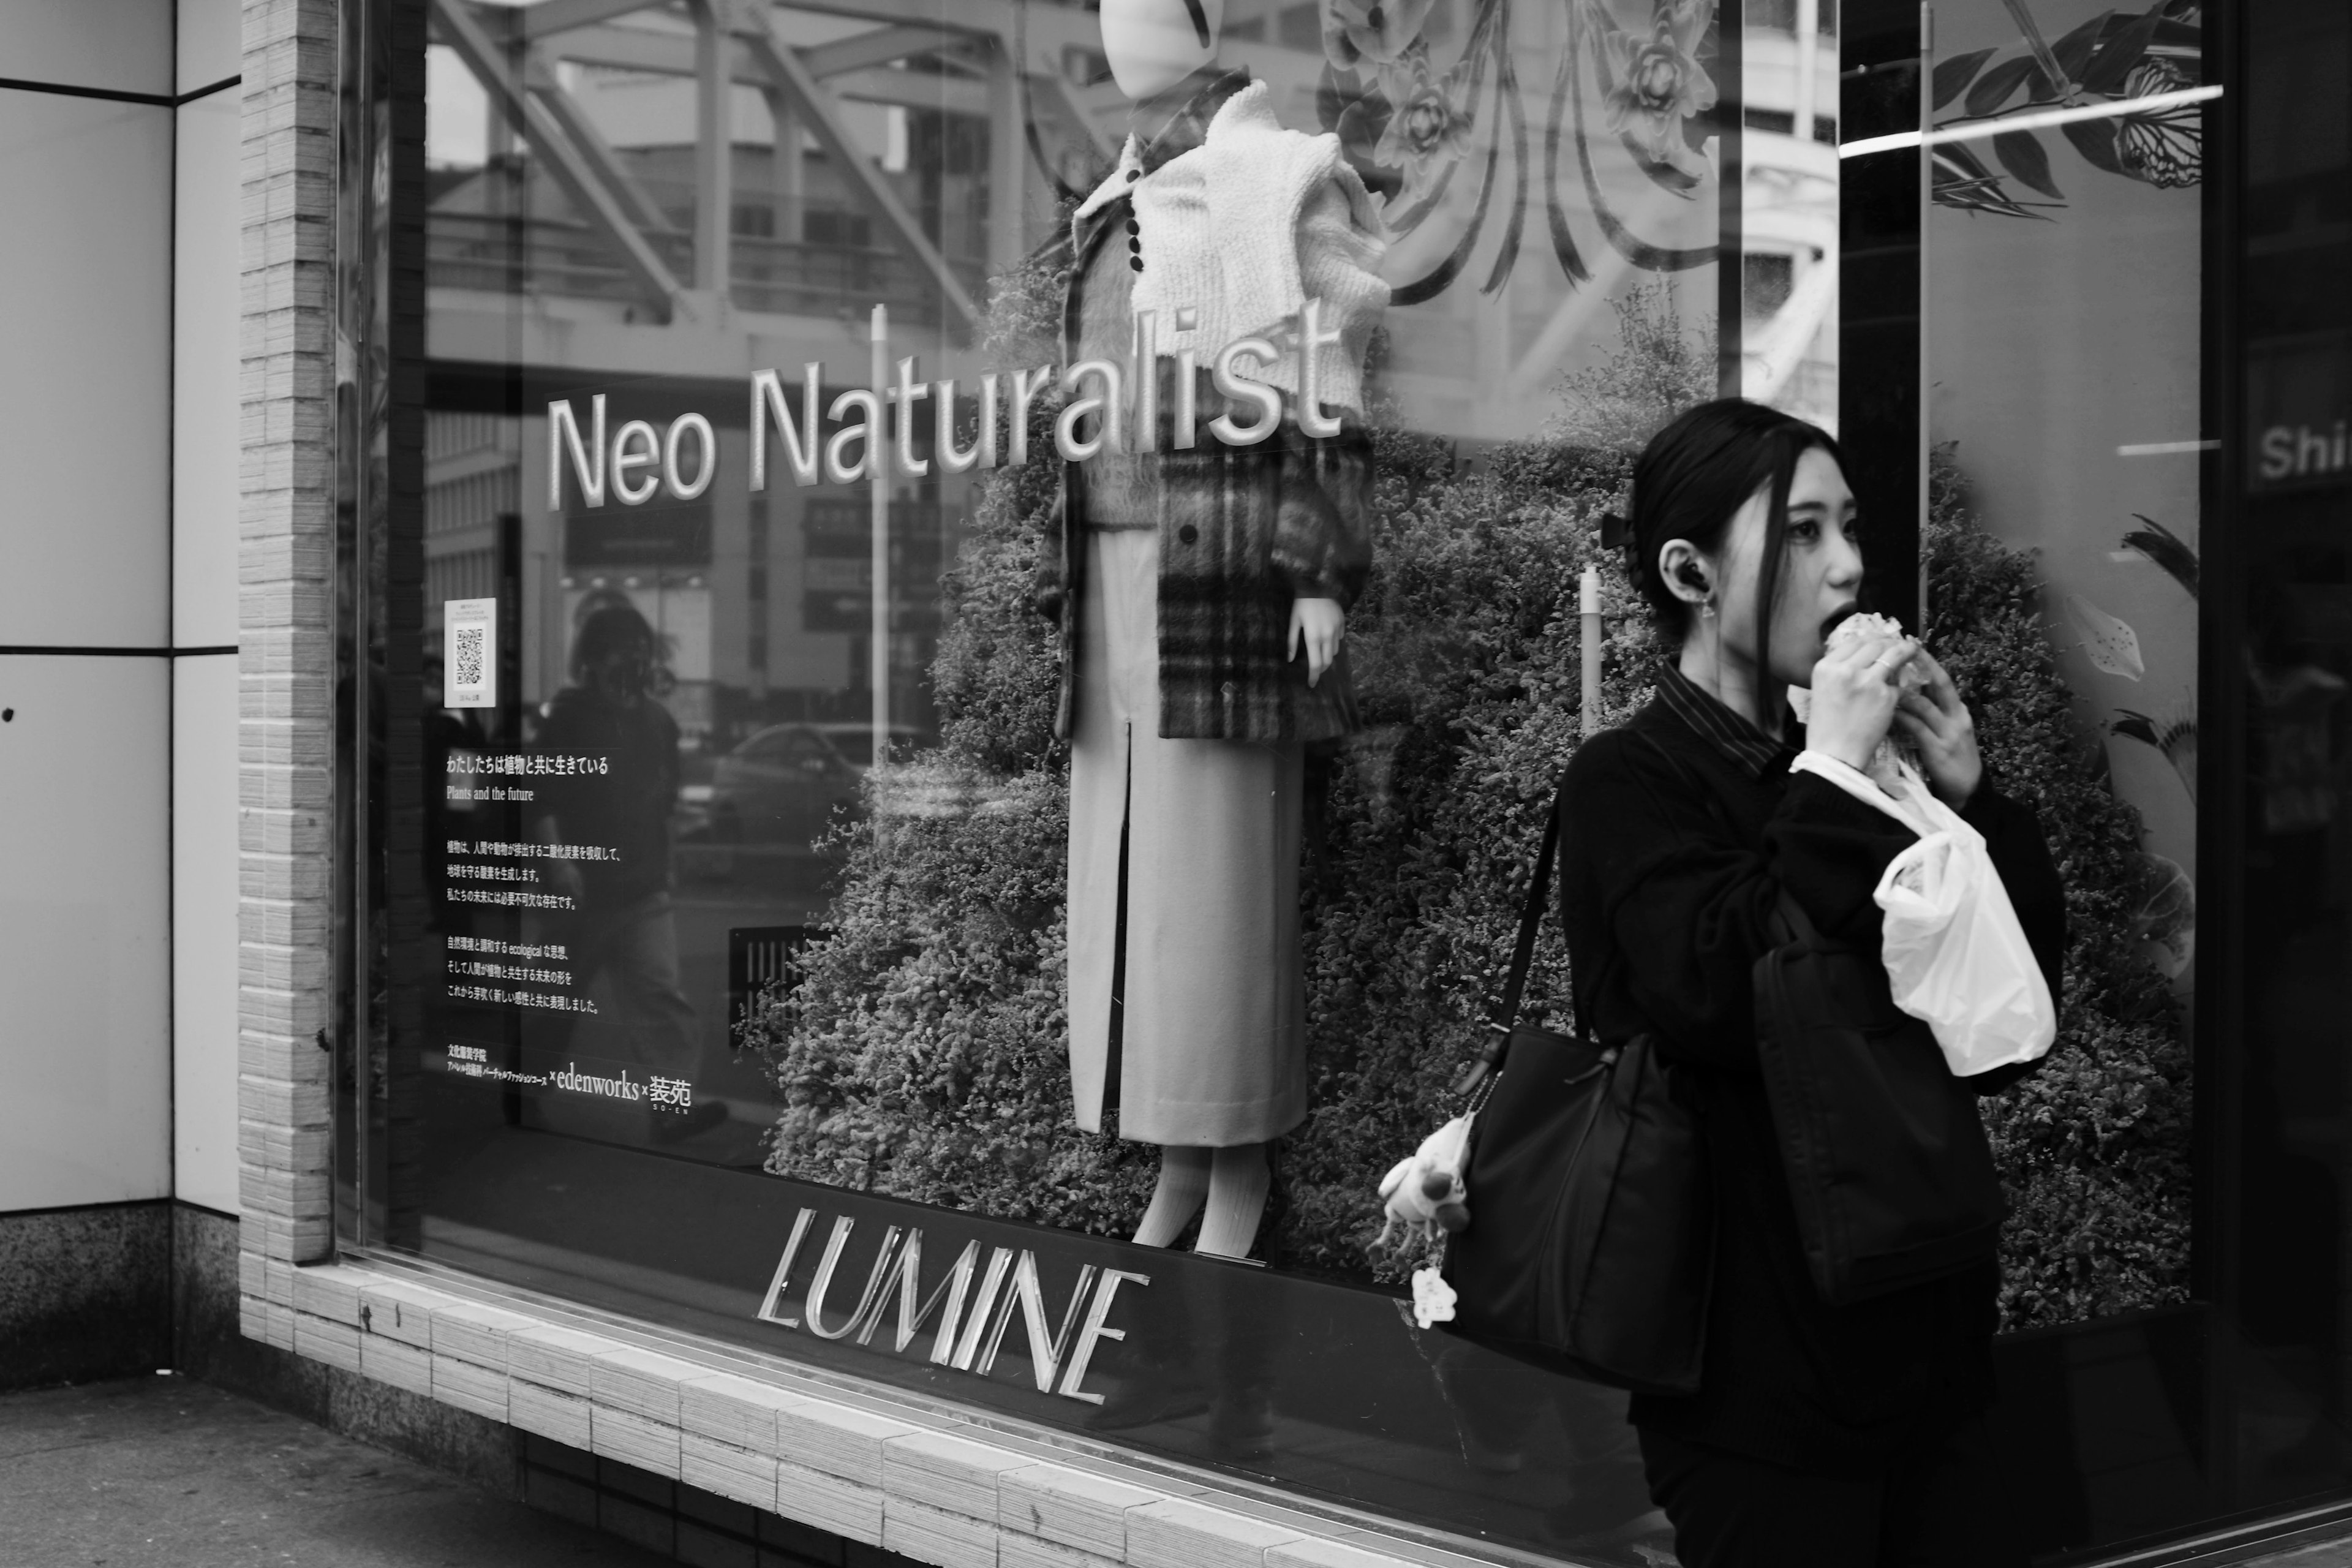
[
  {"x1": 1792, "y1": 752, "x2": 2057, "y2": 1076},
  {"x1": 1875, "y1": 818, "x2": 2056, "y2": 1075}
]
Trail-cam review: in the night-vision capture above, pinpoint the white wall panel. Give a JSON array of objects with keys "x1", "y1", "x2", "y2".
[
  {"x1": 172, "y1": 653, "x2": 239, "y2": 1213},
  {"x1": 3, "y1": 0, "x2": 173, "y2": 98},
  {"x1": 176, "y1": 0, "x2": 246, "y2": 94},
  {"x1": 174, "y1": 87, "x2": 241, "y2": 650},
  {"x1": 0, "y1": 657, "x2": 172, "y2": 1210},
  {"x1": 0, "y1": 92, "x2": 170, "y2": 649}
]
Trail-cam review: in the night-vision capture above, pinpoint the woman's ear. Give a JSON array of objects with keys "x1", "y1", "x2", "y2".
[{"x1": 1656, "y1": 540, "x2": 1713, "y2": 607}]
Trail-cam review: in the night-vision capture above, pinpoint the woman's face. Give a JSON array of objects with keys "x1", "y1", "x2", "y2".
[{"x1": 1702, "y1": 445, "x2": 1863, "y2": 688}]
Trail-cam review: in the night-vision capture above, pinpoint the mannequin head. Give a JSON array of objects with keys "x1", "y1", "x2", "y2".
[{"x1": 1101, "y1": 0, "x2": 1224, "y2": 102}]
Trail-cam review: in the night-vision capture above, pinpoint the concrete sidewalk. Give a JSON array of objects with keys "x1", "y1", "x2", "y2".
[
  {"x1": 10, "y1": 1374, "x2": 2352, "y2": 1568},
  {"x1": 0, "y1": 1376, "x2": 669, "y2": 1567}
]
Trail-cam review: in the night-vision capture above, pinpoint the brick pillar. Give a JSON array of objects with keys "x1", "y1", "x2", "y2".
[{"x1": 237, "y1": 0, "x2": 340, "y2": 1346}]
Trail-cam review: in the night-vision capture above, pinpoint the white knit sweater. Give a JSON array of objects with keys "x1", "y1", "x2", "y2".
[{"x1": 1073, "y1": 81, "x2": 1389, "y2": 417}]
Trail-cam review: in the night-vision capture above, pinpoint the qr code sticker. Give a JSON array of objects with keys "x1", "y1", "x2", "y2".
[
  {"x1": 445, "y1": 598, "x2": 496, "y2": 707},
  {"x1": 453, "y1": 625, "x2": 485, "y2": 689}
]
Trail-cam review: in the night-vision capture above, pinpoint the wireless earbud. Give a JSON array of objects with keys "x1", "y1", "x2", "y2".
[{"x1": 1676, "y1": 562, "x2": 1711, "y2": 595}]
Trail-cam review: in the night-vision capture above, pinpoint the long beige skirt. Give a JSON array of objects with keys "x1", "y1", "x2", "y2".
[{"x1": 1066, "y1": 528, "x2": 1308, "y2": 1147}]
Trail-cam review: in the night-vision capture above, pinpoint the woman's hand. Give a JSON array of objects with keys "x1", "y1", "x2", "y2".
[
  {"x1": 1890, "y1": 650, "x2": 1983, "y2": 809},
  {"x1": 1291, "y1": 598, "x2": 1345, "y2": 688},
  {"x1": 1806, "y1": 630, "x2": 1915, "y2": 773}
]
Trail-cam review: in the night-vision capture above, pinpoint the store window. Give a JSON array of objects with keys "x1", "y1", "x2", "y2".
[
  {"x1": 371, "y1": 2, "x2": 1739, "y2": 1556},
  {"x1": 342, "y1": 0, "x2": 2352, "y2": 1559}
]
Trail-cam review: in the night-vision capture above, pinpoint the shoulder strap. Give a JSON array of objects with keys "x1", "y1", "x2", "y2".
[
  {"x1": 1452, "y1": 790, "x2": 1565, "y2": 1096},
  {"x1": 1493, "y1": 790, "x2": 1564, "y2": 1035}
]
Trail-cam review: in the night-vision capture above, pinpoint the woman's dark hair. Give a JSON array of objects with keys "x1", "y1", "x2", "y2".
[{"x1": 1614, "y1": 398, "x2": 1848, "y2": 694}]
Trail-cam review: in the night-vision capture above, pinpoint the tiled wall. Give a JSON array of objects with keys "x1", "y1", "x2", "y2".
[
  {"x1": 0, "y1": 0, "x2": 244, "y2": 1221},
  {"x1": 0, "y1": 0, "x2": 175, "y2": 1212},
  {"x1": 174, "y1": 0, "x2": 248, "y2": 1216},
  {"x1": 234, "y1": 0, "x2": 337, "y2": 1268}
]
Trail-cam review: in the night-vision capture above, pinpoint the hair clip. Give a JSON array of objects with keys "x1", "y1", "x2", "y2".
[{"x1": 1599, "y1": 511, "x2": 1630, "y2": 549}]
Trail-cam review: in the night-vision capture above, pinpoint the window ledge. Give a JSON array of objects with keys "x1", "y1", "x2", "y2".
[{"x1": 239, "y1": 1256, "x2": 1566, "y2": 1568}]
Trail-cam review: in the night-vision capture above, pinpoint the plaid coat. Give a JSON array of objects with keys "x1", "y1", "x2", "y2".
[{"x1": 1040, "y1": 203, "x2": 1378, "y2": 745}]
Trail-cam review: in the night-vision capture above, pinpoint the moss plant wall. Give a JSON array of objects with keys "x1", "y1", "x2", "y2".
[{"x1": 748, "y1": 258, "x2": 2192, "y2": 1331}]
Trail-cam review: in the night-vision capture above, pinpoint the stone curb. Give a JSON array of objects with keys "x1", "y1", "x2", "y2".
[{"x1": 239, "y1": 1264, "x2": 1444, "y2": 1568}]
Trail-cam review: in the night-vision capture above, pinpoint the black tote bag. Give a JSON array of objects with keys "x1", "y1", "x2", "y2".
[
  {"x1": 1439, "y1": 795, "x2": 1713, "y2": 1396},
  {"x1": 1752, "y1": 891, "x2": 2006, "y2": 1305}
]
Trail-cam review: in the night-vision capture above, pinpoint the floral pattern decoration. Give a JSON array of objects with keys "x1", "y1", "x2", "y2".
[
  {"x1": 1314, "y1": 0, "x2": 1724, "y2": 305},
  {"x1": 1598, "y1": 0, "x2": 1716, "y2": 185},
  {"x1": 1370, "y1": 51, "x2": 1480, "y2": 210}
]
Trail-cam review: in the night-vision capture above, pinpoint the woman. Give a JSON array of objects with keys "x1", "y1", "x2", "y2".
[{"x1": 1558, "y1": 400, "x2": 2065, "y2": 1565}]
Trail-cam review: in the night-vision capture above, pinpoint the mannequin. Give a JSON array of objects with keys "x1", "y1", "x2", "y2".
[{"x1": 1051, "y1": 0, "x2": 1387, "y2": 1257}]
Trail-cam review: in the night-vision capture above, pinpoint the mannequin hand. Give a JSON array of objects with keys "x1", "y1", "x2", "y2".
[
  {"x1": 1291, "y1": 598, "x2": 1344, "y2": 688},
  {"x1": 1806, "y1": 630, "x2": 1915, "y2": 774},
  {"x1": 1890, "y1": 650, "x2": 1983, "y2": 809}
]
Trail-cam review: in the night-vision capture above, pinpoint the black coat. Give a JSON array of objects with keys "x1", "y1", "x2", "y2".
[{"x1": 1557, "y1": 678, "x2": 2066, "y2": 1476}]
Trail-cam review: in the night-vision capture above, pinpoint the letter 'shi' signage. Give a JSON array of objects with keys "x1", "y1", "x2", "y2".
[
  {"x1": 752, "y1": 1208, "x2": 1145, "y2": 1406},
  {"x1": 2248, "y1": 336, "x2": 2352, "y2": 494}
]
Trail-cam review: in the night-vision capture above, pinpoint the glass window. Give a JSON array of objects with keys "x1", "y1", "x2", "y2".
[
  {"x1": 343, "y1": 0, "x2": 2352, "y2": 1558},
  {"x1": 1915, "y1": 0, "x2": 2208, "y2": 1549},
  {"x1": 377, "y1": 2, "x2": 1737, "y2": 1556}
]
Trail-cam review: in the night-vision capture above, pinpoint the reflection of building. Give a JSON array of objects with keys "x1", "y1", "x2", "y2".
[
  {"x1": 421, "y1": 406, "x2": 960, "y2": 753},
  {"x1": 424, "y1": 2, "x2": 1012, "y2": 752},
  {"x1": 417, "y1": 0, "x2": 1752, "y2": 771},
  {"x1": 1737, "y1": 0, "x2": 1841, "y2": 428},
  {"x1": 423, "y1": 412, "x2": 519, "y2": 610}
]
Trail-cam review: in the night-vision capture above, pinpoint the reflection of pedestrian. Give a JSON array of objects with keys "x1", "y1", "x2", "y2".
[{"x1": 534, "y1": 604, "x2": 722, "y2": 1142}]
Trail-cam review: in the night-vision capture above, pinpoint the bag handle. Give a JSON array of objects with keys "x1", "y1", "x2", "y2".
[{"x1": 1451, "y1": 790, "x2": 1565, "y2": 1096}]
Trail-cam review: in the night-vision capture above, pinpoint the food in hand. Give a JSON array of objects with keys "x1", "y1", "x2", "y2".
[{"x1": 1828, "y1": 611, "x2": 1928, "y2": 694}]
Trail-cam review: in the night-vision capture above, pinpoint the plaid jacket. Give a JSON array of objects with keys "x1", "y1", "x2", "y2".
[{"x1": 1042, "y1": 178, "x2": 1376, "y2": 745}]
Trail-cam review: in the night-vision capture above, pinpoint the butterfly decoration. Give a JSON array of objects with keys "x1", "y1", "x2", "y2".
[
  {"x1": 2113, "y1": 58, "x2": 2202, "y2": 189},
  {"x1": 1928, "y1": 0, "x2": 2201, "y2": 219}
]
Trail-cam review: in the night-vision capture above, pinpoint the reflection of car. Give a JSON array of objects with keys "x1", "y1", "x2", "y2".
[
  {"x1": 706, "y1": 725, "x2": 862, "y2": 846},
  {"x1": 812, "y1": 722, "x2": 921, "y2": 774}
]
